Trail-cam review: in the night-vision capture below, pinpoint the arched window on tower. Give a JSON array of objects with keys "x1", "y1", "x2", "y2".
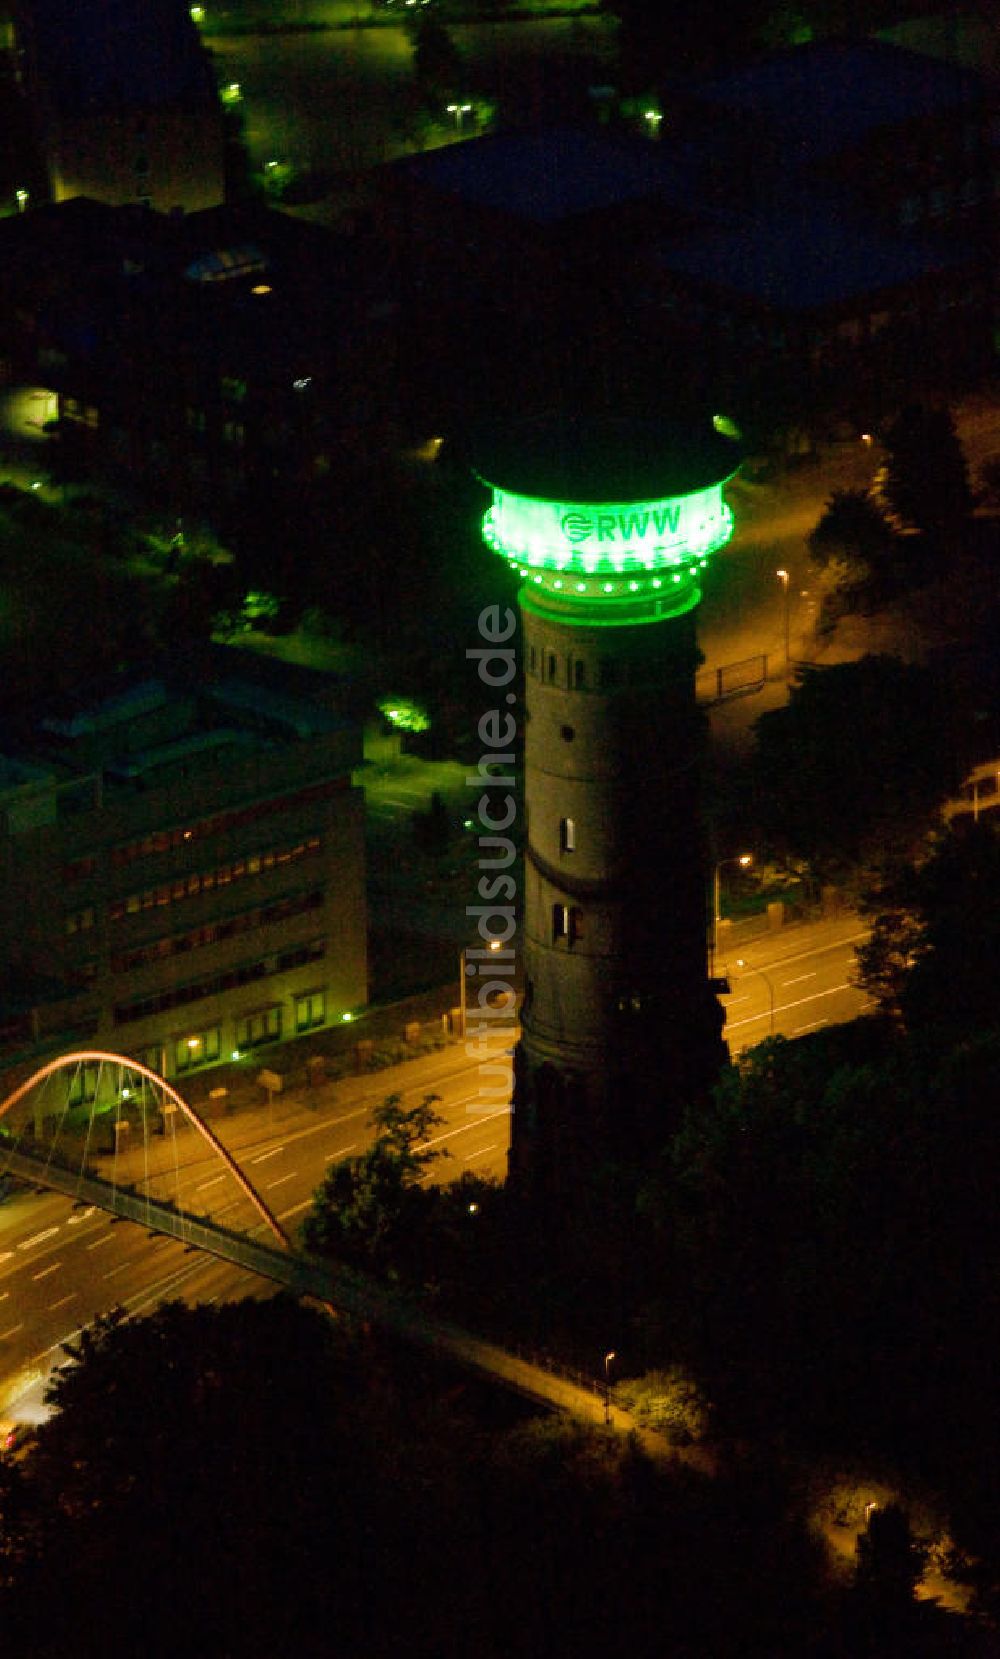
[{"x1": 574, "y1": 659, "x2": 586, "y2": 690}]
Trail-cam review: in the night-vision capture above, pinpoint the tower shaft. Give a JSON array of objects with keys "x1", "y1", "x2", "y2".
[{"x1": 514, "y1": 594, "x2": 725, "y2": 1189}]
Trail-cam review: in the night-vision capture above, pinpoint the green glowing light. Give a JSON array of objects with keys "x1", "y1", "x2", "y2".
[
  {"x1": 377, "y1": 696, "x2": 430, "y2": 734},
  {"x1": 341, "y1": 1012, "x2": 353, "y2": 1023},
  {"x1": 481, "y1": 478, "x2": 735, "y2": 600}
]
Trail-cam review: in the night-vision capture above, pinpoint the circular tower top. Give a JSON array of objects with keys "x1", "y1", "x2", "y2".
[{"x1": 473, "y1": 414, "x2": 741, "y2": 624}]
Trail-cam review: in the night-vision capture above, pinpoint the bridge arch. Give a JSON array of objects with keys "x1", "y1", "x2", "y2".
[{"x1": 0, "y1": 1050, "x2": 291, "y2": 1250}]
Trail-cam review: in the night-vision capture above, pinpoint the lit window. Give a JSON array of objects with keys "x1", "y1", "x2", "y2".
[
  {"x1": 552, "y1": 904, "x2": 569, "y2": 942},
  {"x1": 559, "y1": 817, "x2": 575, "y2": 853},
  {"x1": 294, "y1": 989, "x2": 326, "y2": 1033}
]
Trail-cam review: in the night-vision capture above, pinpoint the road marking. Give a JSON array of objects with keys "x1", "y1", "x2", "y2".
[
  {"x1": 724, "y1": 995, "x2": 749, "y2": 1006},
  {"x1": 796, "y1": 1019, "x2": 828, "y2": 1034},
  {"x1": 278, "y1": 1199, "x2": 312, "y2": 1221},
  {"x1": 324, "y1": 1143, "x2": 356, "y2": 1160},
  {"x1": 18, "y1": 1227, "x2": 59, "y2": 1251},
  {"x1": 250, "y1": 1147, "x2": 284, "y2": 1165},
  {"x1": 104, "y1": 1260, "x2": 136, "y2": 1279},
  {"x1": 0, "y1": 1252, "x2": 11, "y2": 1264},
  {"x1": 782, "y1": 972, "x2": 816, "y2": 986},
  {"x1": 195, "y1": 1175, "x2": 225, "y2": 1192},
  {"x1": 726, "y1": 981, "x2": 862, "y2": 1032},
  {"x1": 67, "y1": 1207, "x2": 96, "y2": 1225},
  {"x1": 48, "y1": 1293, "x2": 77, "y2": 1312},
  {"x1": 417, "y1": 1107, "x2": 510, "y2": 1151},
  {"x1": 31, "y1": 1262, "x2": 60, "y2": 1282},
  {"x1": 0, "y1": 1324, "x2": 24, "y2": 1341},
  {"x1": 266, "y1": 1173, "x2": 296, "y2": 1190},
  {"x1": 464, "y1": 1144, "x2": 499, "y2": 1161},
  {"x1": 85, "y1": 1234, "x2": 114, "y2": 1251},
  {"x1": 0, "y1": 1291, "x2": 7, "y2": 1303}
]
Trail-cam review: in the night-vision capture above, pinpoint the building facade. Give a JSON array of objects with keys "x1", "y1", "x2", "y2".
[{"x1": 0, "y1": 659, "x2": 367, "y2": 1081}]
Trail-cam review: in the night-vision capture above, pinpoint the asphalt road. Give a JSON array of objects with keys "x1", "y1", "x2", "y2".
[
  {"x1": 0, "y1": 912, "x2": 871, "y2": 1418},
  {"x1": 0, "y1": 1038, "x2": 513, "y2": 1420}
]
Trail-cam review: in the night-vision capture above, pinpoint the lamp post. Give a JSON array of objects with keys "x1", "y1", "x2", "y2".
[
  {"x1": 712, "y1": 853, "x2": 752, "y2": 966},
  {"x1": 459, "y1": 938, "x2": 502, "y2": 1037},
  {"x1": 446, "y1": 102, "x2": 472, "y2": 132},
  {"x1": 735, "y1": 957, "x2": 775, "y2": 1035},
  {"x1": 603, "y1": 1349, "x2": 616, "y2": 1426},
  {"x1": 776, "y1": 568, "x2": 790, "y2": 675}
]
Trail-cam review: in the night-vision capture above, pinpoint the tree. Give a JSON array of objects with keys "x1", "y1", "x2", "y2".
[
  {"x1": 301, "y1": 1093, "x2": 446, "y2": 1274},
  {"x1": 751, "y1": 656, "x2": 957, "y2": 885},
  {"x1": 409, "y1": 15, "x2": 464, "y2": 108},
  {"x1": 808, "y1": 487, "x2": 901, "y2": 597},
  {"x1": 880, "y1": 404, "x2": 973, "y2": 545},
  {"x1": 890, "y1": 820, "x2": 1000, "y2": 1046}
]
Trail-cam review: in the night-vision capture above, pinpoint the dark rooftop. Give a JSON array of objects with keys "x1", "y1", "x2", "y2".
[
  {"x1": 386, "y1": 126, "x2": 694, "y2": 225},
  {"x1": 23, "y1": 0, "x2": 217, "y2": 116},
  {"x1": 695, "y1": 40, "x2": 982, "y2": 163},
  {"x1": 654, "y1": 206, "x2": 969, "y2": 311},
  {"x1": 471, "y1": 415, "x2": 742, "y2": 501}
]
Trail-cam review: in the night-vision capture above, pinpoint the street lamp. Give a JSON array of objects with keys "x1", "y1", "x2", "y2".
[
  {"x1": 735, "y1": 957, "x2": 775, "y2": 1036},
  {"x1": 459, "y1": 938, "x2": 502, "y2": 1037},
  {"x1": 446, "y1": 102, "x2": 472, "y2": 132},
  {"x1": 643, "y1": 109, "x2": 663, "y2": 136},
  {"x1": 713, "y1": 853, "x2": 752, "y2": 964},
  {"x1": 776, "y1": 568, "x2": 790, "y2": 674},
  {"x1": 603, "y1": 1350, "x2": 616, "y2": 1425}
]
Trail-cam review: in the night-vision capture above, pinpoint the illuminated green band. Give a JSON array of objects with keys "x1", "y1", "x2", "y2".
[{"x1": 482, "y1": 481, "x2": 733, "y2": 589}]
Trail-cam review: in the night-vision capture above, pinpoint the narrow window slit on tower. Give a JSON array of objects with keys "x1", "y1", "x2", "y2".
[{"x1": 559, "y1": 817, "x2": 575, "y2": 853}]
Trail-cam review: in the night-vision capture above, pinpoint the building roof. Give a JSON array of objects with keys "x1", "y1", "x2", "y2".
[
  {"x1": 385, "y1": 126, "x2": 695, "y2": 224},
  {"x1": 695, "y1": 40, "x2": 982, "y2": 163},
  {"x1": 471, "y1": 414, "x2": 741, "y2": 501},
  {"x1": 652, "y1": 205, "x2": 969, "y2": 312},
  {"x1": 21, "y1": 0, "x2": 217, "y2": 116}
]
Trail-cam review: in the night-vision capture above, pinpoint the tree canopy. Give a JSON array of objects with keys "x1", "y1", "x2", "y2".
[
  {"x1": 751, "y1": 655, "x2": 957, "y2": 884},
  {"x1": 880, "y1": 404, "x2": 973, "y2": 545}
]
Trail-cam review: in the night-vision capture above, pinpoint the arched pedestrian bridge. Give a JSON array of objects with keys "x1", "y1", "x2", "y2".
[{"x1": 0, "y1": 1050, "x2": 665, "y2": 1443}]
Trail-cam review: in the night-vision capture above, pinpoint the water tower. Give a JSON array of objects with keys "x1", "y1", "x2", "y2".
[{"x1": 474, "y1": 415, "x2": 740, "y2": 1191}]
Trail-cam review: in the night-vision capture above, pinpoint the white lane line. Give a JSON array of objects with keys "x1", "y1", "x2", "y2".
[
  {"x1": 31, "y1": 1262, "x2": 61, "y2": 1282},
  {"x1": 724, "y1": 995, "x2": 750, "y2": 1006},
  {"x1": 18, "y1": 1227, "x2": 60, "y2": 1251},
  {"x1": 48, "y1": 1293, "x2": 77, "y2": 1312},
  {"x1": 86, "y1": 1234, "x2": 114, "y2": 1251},
  {"x1": 104, "y1": 1260, "x2": 136, "y2": 1279},
  {"x1": 782, "y1": 972, "x2": 816, "y2": 987},
  {"x1": 464, "y1": 1144, "x2": 499, "y2": 1161},
  {"x1": 735, "y1": 930, "x2": 869, "y2": 975},
  {"x1": 250, "y1": 1147, "x2": 284, "y2": 1165},
  {"x1": 278, "y1": 1199, "x2": 313, "y2": 1221},
  {"x1": 417, "y1": 1107, "x2": 510, "y2": 1151},
  {"x1": 266, "y1": 1173, "x2": 296, "y2": 1190},
  {"x1": 324, "y1": 1143, "x2": 356, "y2": 1161},
  {"x1": 0, "y1": 1325, "x2": 24, "y2": 1341},
  {"x1": 195, "y1": 1175, "x2": 225, "y2": 1192},
  {"x1": 727, "y1": 981, "x2": 863, "y2": 1033},
  {"x1": 796, "y1": 1019, "x2": 828, "y2": 1034},
  {"x1": 67, "y1": 1207, "x2": 96, "y2": 1225}
]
